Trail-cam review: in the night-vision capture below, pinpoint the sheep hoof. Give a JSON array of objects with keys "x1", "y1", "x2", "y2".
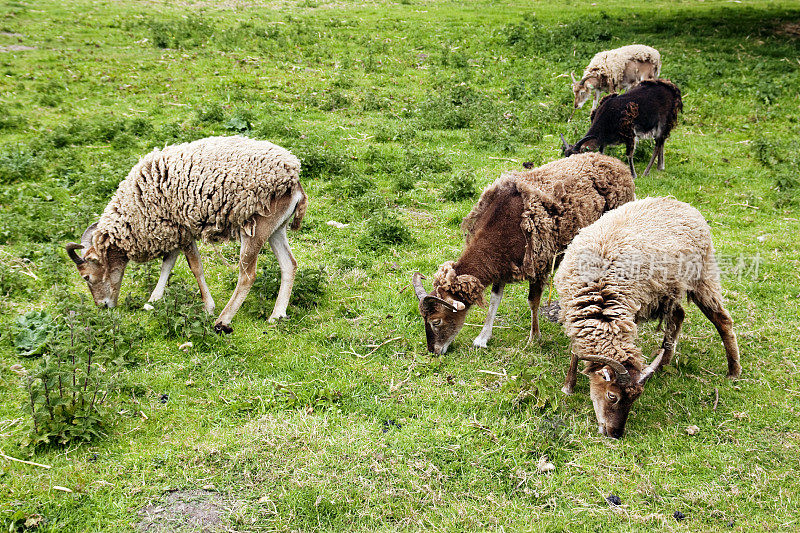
[
  {"x1": 143, "y1": 303, "x2": 155, "y2": 311},
  {"x1": 472, "y1": 338, "x2": 488, "y2": 349},
  {"x1": 561, "y1": 385, "x2": 574, "y2": 395},
  {"x1": 214, "y1": 323, "x2": 233, "y2": 335},
  {"x1": 268, "y1": 314, "x2": 288, "y2": 323}
]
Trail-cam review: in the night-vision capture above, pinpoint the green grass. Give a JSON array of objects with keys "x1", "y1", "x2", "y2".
[{"x1": 1, "y1": 0, "x2": 799, "y2": 530}]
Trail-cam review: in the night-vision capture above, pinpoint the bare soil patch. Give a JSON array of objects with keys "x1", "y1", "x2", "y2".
[{"x1": 137, "y1": 490, "x2": 229, "y2": 532}]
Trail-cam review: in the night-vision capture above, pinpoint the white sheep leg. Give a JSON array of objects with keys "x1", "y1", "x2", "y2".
[
  {"x1": 267, "y1": 224, "x2": 298, "y2": 323},
  {"x1": 473, "y1": 283, "x2": 504, "y2": 348},
  {"x1": 146, "y1": 249, "x2": 180, "y2": 306},
  {"x1": 183, "y1": 241, "x2": 215, "y2": 315}
]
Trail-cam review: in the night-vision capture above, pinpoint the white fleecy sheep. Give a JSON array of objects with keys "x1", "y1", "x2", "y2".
[
  {"x1": 571, "y1": 44, "x2": 661, "y2": 115},
  {"x1": 66, "y1": 135, "x2": 308, "y2": 332},
  {"x1": 555, "y1": 197, "x2": 741, "y2": 438}
]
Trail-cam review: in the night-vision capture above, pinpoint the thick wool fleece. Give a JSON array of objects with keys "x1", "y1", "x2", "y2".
[
  {"x1": 555, "y1": 197, "x2": 724, "y2": 367},
  {"x1": 461, "y1": 152, "x2": 635, "y2": 286},
  {"x1": 432, "y1": 261, "x2": 486, "y2": 307},
  {"x1": 583, "y1": 45, "x2": 661, "y2": 91},
  {"x1": 94, "y1": 136, "x2": 302, "y2": 262}
]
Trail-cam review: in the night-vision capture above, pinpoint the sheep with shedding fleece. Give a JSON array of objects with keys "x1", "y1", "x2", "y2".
[
  {"x1": 412, "y1": 152, "x2": 635, "y2": 355},
  {"x1": 66, "y1": 135, "x2": 308, "y2": 332},
  {"x1": 571, "y1": 44, "x2": 661, "y2": 115},
  {"x1": 556, "y1": 197, "x2": 741, "y2": 439}
]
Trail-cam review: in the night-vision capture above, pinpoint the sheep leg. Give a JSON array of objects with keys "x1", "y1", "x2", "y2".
[
  {"x1": 656, "y1": 303, "x2": 684, "y2": 368},
  {"x1": 473, "y1": 282, "x2": 504, "y2": 348},
  {"x1": 146, "y1": 249, "x2": 180, "y2": 305},
  {"x1": 214, "y1": 222, "x2": 271, "y2": 333},
  {"x1": 527, "y1": 280, "x2": 544, "y2": 341},
  {"x1": 692, "y1": 298, "x2": 742, "y2": 378},
  {"x1": 657, "y1": 142, "x2": 665, "y2": 170},
  {"x1": 562, "y1": 350, "x2": 579, "y2": 395},
  {"x1": 626, "y1": 140, "x2": 637, "y2": 179},
  {"x1": 642, "y1": 145, "x2": 659, "y2": 177},
  {"x1": 182, "y1": 241, "x2": 215, "y2": 315},
  {"x1": 267, "y1": 224, "x2": 298, "y2": 323}
]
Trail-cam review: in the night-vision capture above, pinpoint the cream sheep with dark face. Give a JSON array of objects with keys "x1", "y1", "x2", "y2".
[
  {"x1": 67, "y1": 136, "x2": 308, "y2": 333},
  {"x1": 556, "y1": 197, "x2": 741, "y2": 439}
]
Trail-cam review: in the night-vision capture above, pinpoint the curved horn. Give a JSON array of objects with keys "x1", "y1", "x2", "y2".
[
  {"x1": 560, "y1": 133, "x2": 569, "y2": 151},
  {"x1": 637, "y1": 349, "x2": 667, "y2": 385},
  {"x1": 66, "y1": 243, "x2": 85, "y2": 265},
  {"x1": 422, "y1": 295, "x2": 457, "y2": 313},
  {"x1": 412, "y1": 272, "x2": 428, "y2": 301},
  {"x1": 81, "y1": 222, "x2": 98, "y2": 248},
  {"x1": 570, "y1": 71, "x2": 576, "y2": 84},
  {"x1": 577, "y1": 354, "x2": 631, "y2": 386}
]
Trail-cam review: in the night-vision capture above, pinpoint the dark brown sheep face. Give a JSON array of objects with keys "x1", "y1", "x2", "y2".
[
  {"x1": 70, "y1": 246, "x2": 127, "y2": 309},
  {"x1": 419, "y1": 295, "x2": 468, "y2": 355},
  {"x1": 585, "y1": 364, "x2": 643, "y2": 439}
]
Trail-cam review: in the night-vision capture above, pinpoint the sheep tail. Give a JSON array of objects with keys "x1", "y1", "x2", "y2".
[{"x1": 290, "y1": 184, "x2": 308, "y2": 231}]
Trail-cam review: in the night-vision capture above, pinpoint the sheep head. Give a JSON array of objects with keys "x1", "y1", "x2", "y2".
[
  {"x1": 572, "y1": 74, "x2": 596, "y2": 109},
  {"x1": 580, "y1": 351, "x2": 664, "y2": 439},
  {"x1": 66, "y1": 223, "x2": 129, "y2": 308},
  {"x1": 412, "y1": 271, "x2": 476, "y2": 355},
  {"x1": 560, "y1": 134, "x2": 598, "y2": 157}
]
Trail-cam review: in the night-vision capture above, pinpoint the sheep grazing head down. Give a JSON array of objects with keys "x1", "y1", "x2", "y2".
[
  {"x1": 580, "y1": 351, "x2": 665, "y2": 439},
  {"x1": 66, "y1": 223, "x2": 128, "y2": 309},
  {"x1": 412, "y1": 268, "x2": 484, "y2": 355},
  {"x1": 571, "y1": 72, "x2": 595, "y2": 109},
  {"x1": 560, "y1": 133, "x2": 598, "y2": 158}
]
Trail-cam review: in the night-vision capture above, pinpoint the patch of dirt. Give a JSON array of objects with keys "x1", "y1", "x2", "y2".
[
  {"x1": 538, "y1": 300, "x2": 561, "y2": 324},
  {"x1": 776, "y1": 21, "x2": 800, "y2": 37},
  {"x1": 137, "y1": 490, "x2": 228, "y2": 532},
  {"x1": 0, "y1": 45, "x2": 35, "y2": 52}
]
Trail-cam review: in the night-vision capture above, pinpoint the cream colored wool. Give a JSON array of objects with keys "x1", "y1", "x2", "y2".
[
  {"x1": 93, "y1": 136, "x2": 302, "y2": 263},
  {"x1": 583, "y1": 45, "x2": 661, "y2": 92},
  {"x1": 555, "y1": 197, "x2": 724, "y2": 368}
]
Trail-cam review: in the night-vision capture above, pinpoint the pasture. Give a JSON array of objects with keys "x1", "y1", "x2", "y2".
[{"x1": 0, "y1": 0, "x2": 799, "y2": 530}]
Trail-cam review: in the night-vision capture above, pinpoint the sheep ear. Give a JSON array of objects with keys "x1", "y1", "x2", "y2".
[{"x1": 450, "y1": 300, "x2": 465, "y2": 311}]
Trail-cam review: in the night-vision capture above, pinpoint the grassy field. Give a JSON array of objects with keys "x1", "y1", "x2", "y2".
[{"x1": 1, "y1": 0, "x2": 799, "y2": 530}]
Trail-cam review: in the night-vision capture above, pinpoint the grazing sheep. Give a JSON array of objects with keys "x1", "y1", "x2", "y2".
[
  {"x1": 66, "y1": 136, "x2": 308, "y2": 333},
  {"x1": 556, "y1": 197, "x2": 741, "y2": 439},
  {"x1": 412, "y1": 153, "x2": 635, "y2": 355},
  {"x1": 562, "y1": 79, "x2": 683, "y2": 179},
  {"x1": 571, "y1": 44, "x2": 661, "y2": 115}
]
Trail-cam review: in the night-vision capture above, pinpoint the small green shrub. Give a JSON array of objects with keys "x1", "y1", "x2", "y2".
[
  {"x1": 441, "y1": 170, "x2": 478, "y2": 201},
  {"x1": 405, "y1": 146, "x2": 452, "y2": 175},
  {"x1": 0, "y1": 146, "x2": 44, "y2": 184},
  {"x1": 150, "y1": 281, "x2": 219, "y2": 345},
  {"x1": 149, "y1": 16, "x2": 214, "y2": 49},
  {"x1": 14, "y1": 310, "x2": 54, "y2": 357},
  {"x1": 223, "y1": 108, "x2": 255, "y2": 132},
  {"x1": 360, "y1": 211, "x2": 412, "y2": 250},
  {"x1": 416, "y1": 83, "x2": 487, "y2": 130},
  {"x1": 20, "y1": 297, "x2": 145, "y2": 448},
  {"x1": 330, "y1": 174, "x2": 375, "y2": 198},
  {"x1": 196, "y1": 103, "x2": 225, "y2": 124},
  {"x1": 391, "y1": 171, "x2": 418, "y2": 192},
  {"x1": 291, "y1": 142, "x2": 351, "y2": 180}
]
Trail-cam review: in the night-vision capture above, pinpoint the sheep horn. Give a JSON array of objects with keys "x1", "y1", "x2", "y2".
[
  {"x1": 637, "y1": 349, "x2": 666, "y2": 385},
  {"x1": 421, "y1": 295, "x2": 458, "y2": 313},
  {"x1": 577, "y1": 354, "x2": 631, "y2": 386},
  {"x1": 560, "y1": 133, "x2": 570, "y2": 151},
  {"x1": 412, "y1": 272, "x2": 428, "y2": 301},
  {"x1": 66, "y1": 243, "x2": 85, "y2": 265},
  {"x1": 570, "y1": 71, "x2": 576, "y2": 84}
]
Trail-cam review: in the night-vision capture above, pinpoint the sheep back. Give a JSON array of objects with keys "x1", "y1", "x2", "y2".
[
  {"x1": 463, "y1": 153, "x2": 634, "y2": 282},
  {"x1": 583, "y1": 45, "x2": 661, "y2": 90},
  {"x1": 555, "y1": 197, "x2": 720, "y2": 365},
  {"x1": 96, "y1": 136, "x2": 302, "y2": 262}
]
